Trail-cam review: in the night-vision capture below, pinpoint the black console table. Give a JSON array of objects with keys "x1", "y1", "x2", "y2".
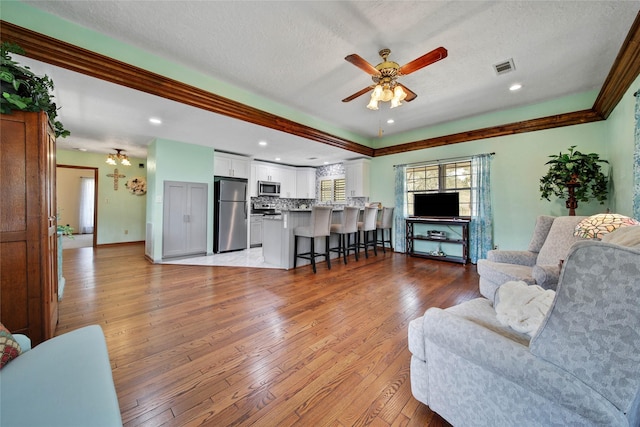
[{"x1": 406, "y1": 217, "x2": 470, "y2": 264}]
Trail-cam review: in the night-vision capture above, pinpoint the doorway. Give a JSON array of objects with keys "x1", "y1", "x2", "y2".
[{"x1": 57, "y1": 165, "x2": 98, "y2": 249}]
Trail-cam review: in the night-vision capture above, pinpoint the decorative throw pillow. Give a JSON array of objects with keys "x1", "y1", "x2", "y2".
[{"x1": 0, "y1": 323, "x2": 22, "y2": 369}]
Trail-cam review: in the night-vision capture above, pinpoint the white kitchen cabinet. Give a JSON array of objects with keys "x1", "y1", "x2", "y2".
[
  {"x1": 255, "y1": 162, "x2": 281, "y2": 182},
  {"x1": 214, "y1": 152, "x2": 249, "y2": 178},
  {"x1": 162, "y1": 181, "x2": 208, "y2": 258},
  {"x1": 345, "y1": 158, "x2": 371, "y2": 198},
  {"x1": 296, "y1": 167, "x2": 316, "y2": 199},
  {"x1": 279, "y1": 166, "x2": 296, "y2": 198},
  {"x1": 250, "y1": 215, "x2": 263, "y2": 247}
]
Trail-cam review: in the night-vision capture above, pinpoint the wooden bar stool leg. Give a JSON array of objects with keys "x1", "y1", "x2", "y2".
[
  {"x1": 352, "y1": 233, "x2": 359, "y2": 261},
  {"x1": 342, "y1": 234, "x2": 347, "y2": 264},
  {"x1": 325, "y1": 236, "x2": 331, "y2": 270},
  {"x1": 310, "y1": 238, "x2": 316, "y2": 273},
  {"x1": 372, "y1": 230, "x2": 377, "y2": 256},
  {"x1": 364, "y1": 230, "x2": 369, "y2": 259}
]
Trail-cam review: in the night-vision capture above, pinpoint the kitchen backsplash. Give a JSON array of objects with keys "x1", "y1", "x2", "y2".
[{"x1": 251, "y1": 162, "x2": 368, "y2": 210}]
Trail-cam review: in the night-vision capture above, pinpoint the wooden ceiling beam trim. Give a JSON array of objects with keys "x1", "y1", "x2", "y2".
[
  {"x1": 374, "y1": 109, "x2": 603, "y2": 157},
  {"x1": 592, "y1": 11, "x2": 640, "y2": 118},
  {"x1": 379, "y1": 11, "x2": 640, "y2": 157},
  {"x1": 0, "y1": 21, "x2": 372, "y2": 156},
  {"x1": 2, "y1": 15, "x2": 637, "y2": 160}
]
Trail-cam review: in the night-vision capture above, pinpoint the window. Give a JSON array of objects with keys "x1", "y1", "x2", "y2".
[
  {"x1": 320, "y1": 177, "x2": 346, "y2": 203},
  {"x1": 406, "y1": 160, "x2": 472, "y2": 216}
]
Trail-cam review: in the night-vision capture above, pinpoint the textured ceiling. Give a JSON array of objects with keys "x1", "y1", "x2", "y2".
[{"x1": 17, "y1": 1, "x2": 640, "y2": 165}]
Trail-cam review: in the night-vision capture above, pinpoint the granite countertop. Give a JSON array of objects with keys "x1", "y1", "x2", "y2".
[
  {"x1": 283, "y1": 207, "x2": 357, "y2": 212},
  {"x1": 262, "y1": 215, "x2": 283, "y2": 220}
]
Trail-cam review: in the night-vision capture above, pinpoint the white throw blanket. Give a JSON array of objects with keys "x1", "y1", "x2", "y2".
[{"x1": 495, "y1": 281, "x2": 555, "y2": 336}]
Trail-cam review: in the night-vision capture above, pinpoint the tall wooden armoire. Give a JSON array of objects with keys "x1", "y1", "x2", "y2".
[{"x1": 1, "y1": 111, "x2": 59, "y2": 345}]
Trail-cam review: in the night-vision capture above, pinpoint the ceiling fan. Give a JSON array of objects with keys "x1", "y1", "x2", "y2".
[{"x1": 342, "y1": 46, "x2": 448, "y2": 110}]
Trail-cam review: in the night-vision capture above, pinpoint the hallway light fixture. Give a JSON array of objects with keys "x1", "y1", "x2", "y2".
[{"x1": 106, "y1": 149, "x2": 131, "y2": 166}]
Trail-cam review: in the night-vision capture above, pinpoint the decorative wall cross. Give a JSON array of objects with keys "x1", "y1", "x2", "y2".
[{"x1": 107, "y1": 168, "x2": 126, "y2": 190}]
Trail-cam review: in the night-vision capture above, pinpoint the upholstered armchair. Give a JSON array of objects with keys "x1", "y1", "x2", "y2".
[
  {"x1": 477, "y1": 215, "x2": 586, "y2": 301},
  {"x1": 408, "y1": 239, "x2": 640, "y2": 426}
]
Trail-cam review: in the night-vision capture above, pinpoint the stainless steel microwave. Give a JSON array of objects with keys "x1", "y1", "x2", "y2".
[{"x1": 258, "y1": 181, "x2": 281, "y2": 197}]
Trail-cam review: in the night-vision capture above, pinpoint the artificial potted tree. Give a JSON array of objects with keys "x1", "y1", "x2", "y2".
[
  {"x1": 0, "y1": 41, "x2": 69, "y2": 138},
  {"x1": 539, "y1": 145, "x2": 609, "y2": 215}
]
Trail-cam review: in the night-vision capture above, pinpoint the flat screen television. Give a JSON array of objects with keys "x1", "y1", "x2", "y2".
[{"x1": 413, "y1": 192, "x2": 460, "y2": 217}]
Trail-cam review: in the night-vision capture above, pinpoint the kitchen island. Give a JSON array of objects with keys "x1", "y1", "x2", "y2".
[{"x1": 262, "y1": 208, "x2": 354, "y2": 270}]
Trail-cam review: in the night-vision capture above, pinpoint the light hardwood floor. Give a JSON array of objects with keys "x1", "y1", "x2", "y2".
[{"x1": 59, "y1": 244, "x2": 481, "y2": 426}]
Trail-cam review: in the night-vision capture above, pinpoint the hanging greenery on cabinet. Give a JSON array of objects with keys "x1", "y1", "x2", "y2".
[{"x1": 0, "y1": 42, "x2": 70, "y2": 138}]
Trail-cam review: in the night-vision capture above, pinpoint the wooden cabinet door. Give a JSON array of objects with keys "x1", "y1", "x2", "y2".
[
  {"x1": 0, "y1": 111, "x2": 57, "y2": 344},
  {"x1": 44, "y1": 121, "x2": 59, "y2": 338}
]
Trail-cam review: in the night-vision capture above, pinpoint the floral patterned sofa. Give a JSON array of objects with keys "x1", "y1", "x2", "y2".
[
  {"x1": 408, "y1": 233, "x2": 640, "y2": 426},
  {"x1": 477, "y1": 215, "x2": 586, "y2": 302}
]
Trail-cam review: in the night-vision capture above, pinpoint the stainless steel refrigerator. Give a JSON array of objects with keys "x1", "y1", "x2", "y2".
[{"x1": 214, "y1": 177, "x2": 248, "y2": 253}]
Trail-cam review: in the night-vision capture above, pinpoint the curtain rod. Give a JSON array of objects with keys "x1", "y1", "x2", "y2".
[{"x1": 394, "y1": 152, "x2": 495, "y2": 168}]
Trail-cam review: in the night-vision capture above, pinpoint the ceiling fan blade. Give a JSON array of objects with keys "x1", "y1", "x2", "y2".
[
  {"x1": 342, "y1": 86, "x2": 374, "y2": 102},
  {"x1": 345, "y1": 54, "x2": 380, "y2": 76},
  {"x1": 398, "y1": 84, "x2": 417, "y2": 102},
  {"x1": 398, "y1": 46, "x2": 448, "y2": 76}
]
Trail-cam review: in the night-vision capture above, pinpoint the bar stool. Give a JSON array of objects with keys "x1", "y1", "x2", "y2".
[
  {"x1": 293, "y1": 206, "x2": 333, "y2": 273},
  {"x1": 376, "y1": 207, "x2": 394, "y2": 253},
  {"x1": 357, "y1": 206, "x2": 378, "y2": 258},
  {"x1": 329, "y1": 206, "x2": 360, "y2": 264}
]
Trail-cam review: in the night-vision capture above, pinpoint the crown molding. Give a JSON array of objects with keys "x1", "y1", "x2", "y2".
[
  {"x1": 0, "y1": 21, "x2": 374, "y2": 157},
  {"x1": 2, "y1": 12, "x2": 638, "y2": 159}
]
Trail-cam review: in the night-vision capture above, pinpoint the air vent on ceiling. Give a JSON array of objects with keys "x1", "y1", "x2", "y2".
[{"x1": 493, "y1": 58, "x2": 516, "y2": 76}]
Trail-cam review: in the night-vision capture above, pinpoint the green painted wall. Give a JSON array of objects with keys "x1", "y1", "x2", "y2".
[
  {"x1": 56, "y1": 150, "x2": 147, "y2": 244},
  {"x1": 146, "y1": 139, "x2": 215, "y2": 262},
  {"x1": 370, "y1": 84, "x2": 638, "y2": 251},
  {"x1": 374, "y1": 91, "x2": 599, "y2": 148},
  {"x1": 606, "y1": 74, "x2": 640, "y2": 216}
]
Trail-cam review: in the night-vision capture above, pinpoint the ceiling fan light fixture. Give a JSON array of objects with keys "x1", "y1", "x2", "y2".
[
  {"x1": 367, "y1": 97, "x2": 379, "y2": 110},
  {"x1": 106, "y1": 154, "x2": 117, "y2": 165},
  {"x1": 381, "y1": 86, "x2": 394, "y2": 102},
  {"x1": 371, "y1": 85, "x2": 383, "y2": 101},
  {"x1": 390, "y1": 86, "x2": 407, "y2": 108},
  {"x1": 394, "y1": 85, "x2": 407, "y2": 101}
]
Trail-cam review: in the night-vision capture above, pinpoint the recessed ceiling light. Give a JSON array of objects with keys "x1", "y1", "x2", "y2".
[
  {"x1": 509, "y1": 83, "x2": 522, "y2": 91},
  {"x1": 275, "y1": 157, "x2": 281, "y2": 161},
  {"x1": 149, "y1": 117, "x2": 162, "y2": 125},
  {"x1": 323, "y1": 161, "x2": 329, "y2": 165},
  {"x1": 258, "y1": 141, "x2": 267, "y2": 146},
  {"x1": 75, "y1": 147, "x2": 87, "y2": 152},
  {"x1": 387, "y1": 119, "x2": 395, "y2": 124}
]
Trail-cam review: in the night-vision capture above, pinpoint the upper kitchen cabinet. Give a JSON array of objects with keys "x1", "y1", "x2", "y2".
[
  {"x1": 255, "y1": 162, "x2": 281, "y2": 183},
  {"x1": 214, "y1": 152, "x2": 249, "y2": 179},
  {"x1": 296, "y1": 168, "x2": 316, "y2": 199},
  {"x1": 345, "y1": 158, "x2": 371, "y2": 198},
  {"x1": 279, "y1": 166, "x2": 296, "y2": 198}
]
